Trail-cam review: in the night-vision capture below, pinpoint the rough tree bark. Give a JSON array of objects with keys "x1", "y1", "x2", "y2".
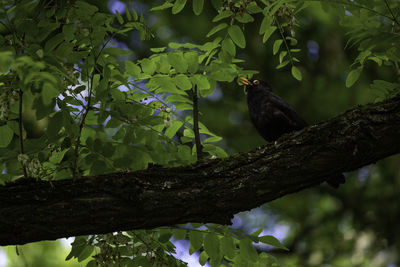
[{"x1": 1, "y1": 94, "x2": 400, "y2": 246}]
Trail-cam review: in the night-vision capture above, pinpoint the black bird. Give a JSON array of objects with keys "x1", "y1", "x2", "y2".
[{"x1": 239, "y1": 77, "x2": 345, "y2": 188}]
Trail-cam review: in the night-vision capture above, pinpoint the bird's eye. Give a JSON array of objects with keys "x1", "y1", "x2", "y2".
[{"x1": 253, "y1": 80, "x2": 260, "y2": 85}]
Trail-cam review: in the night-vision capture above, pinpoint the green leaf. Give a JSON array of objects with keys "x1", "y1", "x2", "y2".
[
  {"x1": 0, "y1": 51, "x2": 13, "y2": 73},
  {"x1": 169, "y1": 42, "x2": 183, "y2": 49},
  {"x1": 62, "y1": 24, "x2": 76, "y2": 41},
  {"x1": 291, "y1": 66, "x2": 302, "y2": 81},
  {"x1": 204, "y1": 136, "x2": 222, "y2": 143},
  {"x1": 370, "y1": 80, "x2": 399, "y2": 92},
  {"x1": 273, "y1": 39, "x2": 283, "y2": 55},
  {"x1": 150, "y1": 2, "x2": 174, "y2": 11},
  {"x1": 44, "y1": 33, "x2": 64, "y2": 53},
  {"x1": 175, "y1": 103, "x2": 193, "y2": 111},
  {"x1": 172, "y1": 228, "x2": 187, "y2": 240},
  {"x1": 140, "y1": 58, "x2": 156, "y2": 75},
  {"x1": 251, "y1": 228, "x2": 263, "y2": 238},
  {"x1": 239, "y1": 238, "x2": 258, "y2": 263},
  {"x1": 77, "y1": 245, "x2": 94, "y2": 262},
  {"x1": 174, "y1": 74, "x2": 192, "y2": 90},
  {"x1": 346, "y1": 67, "x2": 363, "y2": 87},
  {"x1": 247, "y1": 2, "x2": 263, "y2": 13},
  {"x1": 191, "y1": 74, "x2": 210, "y2": 91},
  {"x1": 42, "y1": 83, "x2": 59, "y2": 106},
  {"x1": 199, "y1": 250, "x2": 209, "y2": 266},
  {"x1": 0, "y1": 125, "x2": 13, "y2": 148},
  {"x1": 115, "y1": 10, "x2": 124, "y2": 24},
  {"x1": 156, "y1": 55, "x2": 172, "y2": 74},
  {"x1": 280, "y1": 51, "x2": 288, "y2": 63},
  {"x1": 276, "y1": 60, "x2": 289, "y2": 69},
  {"x1": 150, "y1": 47, "x2": 167, "y2": 53},
  {"x1": 222, "y1": 37, "x2": 236, "y2": 56},
  {"x1": 259, "y1": 235, "x2": 289, "y2": 251},
  {"x1": 235, "y1": 13, "x2": 254, "y2": 23},
  {"x1": 165, "y1": 94, "x2": 192, "y2": 104},
  {"x1": 125, "y1": 61, "x2": 141, "y2": 77},
  {"x1": 165, "y1": 120, "x2": 184, "y2": 138},
  {"x1": 191, "y1": 223, "x2": 204, "y2": 228},
  {"x1": 203, "y1": 144, "x2": 228, "y2": 158},
  {"x1": 189, "y1": 230, "x2": 203, "y2": 254},
  {"x1": 206, "y1": 23, "x2": 228, "y2": 38},
  {"x1": 151, "y1": 76, "x2": 184, "y2": 95},
  {"x1": 262, "y1": 26, "x2": 277, "y2": 43},
  {"x1": 184, "y1": 51, "x2": 199, "y2": 73},
  {"x1": 102, "y1": 47, "x2": 130, "y2": 55},
  {"x1": 228, "y1": 25, "x2": 246, "y2": 48},
  {"x1": 204, "y1": 233, "x2": 220, "y2": 263},
  {"x1": 259, "y1": 15, "x2": 273, "y2": 34},
  {"x1": 220, "y1": 236, "x2": 235, "y2": 259},
  {"x1": 286, "y1": 36, "x2": 298, "y2": 46},
  {"x1": 125, "y1": 7, "x2": 132, "y2": 20},
  {"x1": 49, "y1": 149, "x2": 68, "y2": 164},
  {"x1": 158, "y1": 229, "x2": 172, "y2": 243},
  {"x1": 66, "y1": 236, "x2": 89, "y2": 261},
  {"x1": 76, "y1": 1, "x2": 98, "y2": 15},
  {"x1": 167, "y1": 52, "x2": 188, "y2": 73},
  {"x1": 212, "y1": 10, "x2": 233, "y2": 22},
  {"x1": 184, "y1": 128, "x2": 195, "y2": 138},
  {"x1": 193, "y1": 0, "x2": 204, "y2": 15},
  {"x1": 172, "y1": 0, "x2": 187, "y2": 14}
]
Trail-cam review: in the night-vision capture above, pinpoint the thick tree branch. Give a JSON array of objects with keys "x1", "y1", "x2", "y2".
[{"x1": 1, "y1": 95, "x2": 400, "y2": 246}]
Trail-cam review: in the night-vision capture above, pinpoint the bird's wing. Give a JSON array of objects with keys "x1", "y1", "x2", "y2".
[{"x1": 268, "y1": 94, "x2": 308, "y2": 129}]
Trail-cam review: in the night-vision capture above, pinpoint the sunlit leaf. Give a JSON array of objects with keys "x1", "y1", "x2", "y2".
[
  {"x1": 206, "y1": 23, "x2": 228, "y2": 38},
  {"x1": 172, "y1": 0, "x2": 187, "y2": 14},
  {"x1": 228, "y1": 25, "x2": 246, "y2": 48},
  {"x1": 346, "y1": 67, "x2": 363, "y2": 87},
  {"x1": 273, "y1": 39, "x2": 283, "y2": 55},
  {"x1": 193, "y1": 0, "x2": 204, "y2": 15},
  {"x1": 259, "y1": 235, "x2": 289, "y2": 251},
  {"x1": 239, "y1": 238, "x2": 258, "y2": 263},
  {"x1": 262, "y1": 26, "x2": 277, "y2": 43},
  {"x1": 212, "y1": 10, "x2": 233, "y2": 22},
  {"x1": 172, "y1": 228, "x2": 187, "y2": 240},
  {"x1": 291, "y1": 66, "x2": 302, "y2": 81},
  {"x1": 189, "y1": 230, "x2": 203, "y2": 254},
  {"x1": 0, "y1": 125, "x2": 13, "y2": 148}
]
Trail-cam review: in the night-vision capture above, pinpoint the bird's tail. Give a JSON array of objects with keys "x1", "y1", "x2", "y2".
[{"x1": 327, "y1": 174, "x2": 346, "y2": 188}]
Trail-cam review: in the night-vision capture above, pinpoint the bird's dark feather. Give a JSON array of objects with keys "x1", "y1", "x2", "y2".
[
  {"x1": 246, "y1": 80, "x2": 307, "y2": 141},
  {"x1": 243, "y1": 78, "x2": 345, "y2": 188}
]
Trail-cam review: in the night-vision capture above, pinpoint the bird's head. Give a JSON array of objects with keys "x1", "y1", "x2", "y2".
[{"x1": 238, "y1": 77, "x2": 273, "y2": 94}]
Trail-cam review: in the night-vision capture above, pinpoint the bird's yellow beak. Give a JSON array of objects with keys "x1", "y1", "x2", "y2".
[{"x1": 238, "y1": 77, "x2": 252, "y2": 86}]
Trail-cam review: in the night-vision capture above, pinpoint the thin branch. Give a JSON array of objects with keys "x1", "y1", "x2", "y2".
[
  {"x1": 275, "y1": 16, "x2": 294, "y2": 67},
  {"x1": 302, "y1": 0, "x2": 393, "y2": 21},
  {"x1": 192, "y1": 85, "x2": 203, "y2": 160},
  {"x1": 18, "y1": 90, "x2": 28, "y2": 178},
  {"x1": 383, "y1": 0, "x2": 400, "y2": 26},
  {"x1": 72, "y1": 76, "x2": 93, "y2": 179}
]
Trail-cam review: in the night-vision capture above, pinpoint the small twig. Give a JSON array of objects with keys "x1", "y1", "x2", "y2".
[
  {"x1": 302, "y1": 0, "x2": 393, "y2": 21},
  {"x1": 383, "y1": 0, "x2": 400, "y2": 26},
  {"x1": 18, "y1": 90, "x2": 28, "y2": 178},
  {"x1": 275, "y1": 16, "x2": 294, "y2": 67},
  {"x1": 72, "y1": 77, "x2": 93, "y2": 179},
  {"x1": 192, "y1": 85, "x2": 203, "y2": 160}
]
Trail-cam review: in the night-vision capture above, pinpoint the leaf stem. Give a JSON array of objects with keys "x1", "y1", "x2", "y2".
[
  {"x1": 192, "y1": 85, "x2": 203, "y2": 160},
  {"x1": 18, "y1": 90, "x2": 28, "y2": 178}
]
